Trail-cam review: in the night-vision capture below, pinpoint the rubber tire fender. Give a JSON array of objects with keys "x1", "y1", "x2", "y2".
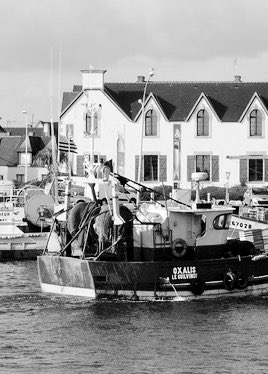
[
  {"x1": 236, "y1": 273, "x2": 249, "y2": 289},
  {"x1": 172, "y1": 238, "x2": 188, "y2": 258},
  {"x1": 223, "y1": 271, "x2": 236, "y2": 291},
  {"x1": 190, "y1": 277, "x2": 206, "y2": 296}
]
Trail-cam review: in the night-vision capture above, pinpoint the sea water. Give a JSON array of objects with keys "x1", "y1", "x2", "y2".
[{"x1": 0, "y1": 261, "x2": 267, "y2": 374}]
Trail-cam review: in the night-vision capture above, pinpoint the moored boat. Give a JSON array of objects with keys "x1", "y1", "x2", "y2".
[
  {"x1": 0, "y1": 181, "x2": 54, "y2": 261},
  {"x1": 37, "y1": 167, "x2": 268, "y2": 301}
]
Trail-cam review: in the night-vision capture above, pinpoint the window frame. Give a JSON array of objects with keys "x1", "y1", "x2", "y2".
[
  {"x1": 143, "y1": 154, "x2": 158, "y2": 181},
  {"x1": 249, "y1": 109, "x2": 262, "y2": 137},
  {"x1": 144, "y1": 109, "x2": 158, "y2": 137},
  {"x1": 248, "y1": 158, "x2": 264, "y2": 182},
  {"x1": 195, "y1": 154, "x2": 210, "y2": 180},
  {"x1": 196, "y1": 109, "x2": 209, "y2": 137},
  {"x1": 213, "y1": 214, "x2": 230, "y2": 230}
]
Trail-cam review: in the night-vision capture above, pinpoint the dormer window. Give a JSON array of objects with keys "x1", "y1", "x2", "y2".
[
  {"x1": 145, "y1": 109, "x2": 157, "y2": 136},
  {"x1": 250, "y1": 109, "x2": 262, "y2": 136},
  {"x1": 197, "y1": 109, "x2": 209, "y2": 136},
  {"x1": 86, "y1": 112, "x2": 98, "y2": 136}
]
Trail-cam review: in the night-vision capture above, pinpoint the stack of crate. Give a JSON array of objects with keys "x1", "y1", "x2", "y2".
[{"x1": 239, "y1": 228, "x2": 268, "y2": 253}]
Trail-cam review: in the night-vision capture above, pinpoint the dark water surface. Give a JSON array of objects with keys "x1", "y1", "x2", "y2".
[{"x1": 0, "y1": 261, "x2": 267, "y2": 374}]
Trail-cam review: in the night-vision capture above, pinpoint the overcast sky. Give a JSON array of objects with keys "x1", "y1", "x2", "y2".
[{"x1": 1, "y1": 0, "x2": 268, "y2": 126}]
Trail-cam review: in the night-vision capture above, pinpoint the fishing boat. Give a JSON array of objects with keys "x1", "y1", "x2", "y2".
[
  {"x1": 37, "y1": 165, "x2": 268, "y2": 301},
  {"x1": 0, "y1": 182, "x2": 54, "y2": 261}
]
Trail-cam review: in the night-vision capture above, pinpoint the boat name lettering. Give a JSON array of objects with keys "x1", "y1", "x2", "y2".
[
  {"x1": 171, "y1": 266, "x2": 197, "y2": 280},
  {"x1": 231, "y1": 220, "x2": 252, "y2": 230},
  {"x1": 0, "y1": 212, "x2": 11, "y2": 217}
]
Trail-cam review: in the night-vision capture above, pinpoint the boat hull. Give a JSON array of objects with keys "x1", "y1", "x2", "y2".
[
  {"x1": 37, "y1": 255, "x2": 268, "y2": 301},
  {"x1": 0, "y1": 234, "x2": 48, "y2": 261}
]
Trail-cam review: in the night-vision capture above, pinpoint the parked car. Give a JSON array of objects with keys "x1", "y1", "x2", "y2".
[{"x1": 243, "y1": 187, "x2": 268, "y2": 207}]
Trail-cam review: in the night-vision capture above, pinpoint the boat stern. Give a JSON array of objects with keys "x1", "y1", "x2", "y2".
[{"x1": 37, "y1": 255, "x2": 96, "y2": 298}]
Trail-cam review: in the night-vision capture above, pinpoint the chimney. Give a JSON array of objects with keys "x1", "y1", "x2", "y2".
[
  {"x1": 137, "y1": 75, "x2": 145, "y2": 83},
  {"x1": 81, "y1": 68, "x2": 107, "y2": 90},
  {"x1": 234, "y1": 75, "x2": 242, "y2": 83}
]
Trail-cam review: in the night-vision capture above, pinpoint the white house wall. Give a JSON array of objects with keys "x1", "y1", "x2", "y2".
[
  {"x1": 125, "y1": 98, "x2": 173, "y2": 184},
  {"x1": 60, "y1": 71, "x2": 268, "y2": 190},
  {"x1": 61, "y1": 89, "x2": 130, "y2": 174}
]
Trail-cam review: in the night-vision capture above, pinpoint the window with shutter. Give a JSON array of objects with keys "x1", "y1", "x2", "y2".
[
  {"x1": 159, "y1": 155, "x2": 167, "y2": 182},
  {"x1": 249, "y1": 159, "x2": 263, "y2": 181},
  {"x1": 135, "y1": 155, "x2": 144, "y2": 181},
  {"x1": 144, "y1": 155, "x2": 158, "y2": 181},
  {"x1": 265, "y1": 159, "x2": 268, "y2": 182},
  {"x1": 76, "y1": 155, "x2": 84, "y2": 177},
  {"x1": 211, "y1": 156, "x2": 219, "y2": 182},
  {"x1": 196, "y1": 155, "x2": 210, "y2": 180},
  {"x1": 187, "y1": 156, "x2": 195, "y2": 181},
  {"x1": 240, "y1": 159, "x2": 248, "y2": 183}
]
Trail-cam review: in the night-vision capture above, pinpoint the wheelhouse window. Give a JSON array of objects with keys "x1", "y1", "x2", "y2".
[
  {"x1": 196, "y1": 155, "x2": 210, "y2": 179},
  {"x1": 213, "y1": 214, "x2": 230, "y2": 230},
  {"x1": 144, "y1": 155, "x2": 158, "y2": 181},
  {"x1": 249, "y1": 159, "x2": 263, "y2": 181},
  {"x1": 250, "y1": 109, "x2": 262, "y2": 136},
  {"x1": 197, "y1": 109, "x2": 209, "y2": 136},
  {"x1": 86, "y1": 113, "x2": 98, "y2": 136},
  {"x1": 145, "y1": 109, "x2": 157, "y2": 136}
]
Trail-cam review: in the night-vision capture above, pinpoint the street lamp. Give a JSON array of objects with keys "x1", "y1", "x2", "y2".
[
  {"x1": 22, "y1": 110, "x2": 28, "y2": 183},
  {"x1": 225, "y1": 171, "x2": 231, "y2": 204},
  {"x1": 137, "y1": 68, "x2": 155, "y2": 206}
]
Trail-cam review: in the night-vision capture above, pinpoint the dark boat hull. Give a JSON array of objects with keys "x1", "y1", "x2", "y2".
[{"x1": 37, "y1": 255, "x2": 268, "y2": 301}]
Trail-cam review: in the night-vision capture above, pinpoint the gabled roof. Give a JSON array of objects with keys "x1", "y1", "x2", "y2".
[
  {"x1": 134, "y1": 92, "x2": 168, "y2": 122},
  {"x1": 238, "y1": 92, "x2": 268, "y2": 121},
  {"x1": 0, "y1": 137, "x2": 22, "y2": 166},
  {"x1": 61, "y1": 81, "x2": 268, "y2": 122},
  {"x1": 0, "y1": 135, "x2": 48, "y2": 167},
  {"x1": 3, "y1": 127, "x2": 44, "y2": 137},
  {"x1": 185, "y1": 92, "x2": 221, "y2": 121}
]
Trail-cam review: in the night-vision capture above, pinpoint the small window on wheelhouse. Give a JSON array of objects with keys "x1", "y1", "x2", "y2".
[{"x1": 213, "y1": 214, "x2": 230, "y2": 230}]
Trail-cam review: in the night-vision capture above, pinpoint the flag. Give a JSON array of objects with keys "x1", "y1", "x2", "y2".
[{"x1": 59, "y1": 136, "x2": 77, "y2": 153}]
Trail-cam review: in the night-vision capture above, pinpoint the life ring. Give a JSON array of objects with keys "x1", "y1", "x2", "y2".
[
  {"x1": 190, "y1": 277, "x2": 205, "y2": 296},
  {"x1": 172, "y1": 238, "x2": 188, "y2": 258},
  {"x1": 223, "y1": 271, "x2": 236, "y2": 291},
  {"x1": 236, "y1": 273, "x2": 249, "y2": 289}
]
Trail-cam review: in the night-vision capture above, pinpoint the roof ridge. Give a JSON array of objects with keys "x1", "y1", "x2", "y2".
[{"x1": 106, "y1": 81, "x2": 268, "y2": 84}]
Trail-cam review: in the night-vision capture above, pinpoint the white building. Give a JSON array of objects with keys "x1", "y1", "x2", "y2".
[{"x1": 60, "y1": 69, "x2": 268, "y2": 189}]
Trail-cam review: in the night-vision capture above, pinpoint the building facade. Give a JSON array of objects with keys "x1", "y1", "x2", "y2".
[{"x1": 60, "y1": 69, "x2": 268, "y2": 190}]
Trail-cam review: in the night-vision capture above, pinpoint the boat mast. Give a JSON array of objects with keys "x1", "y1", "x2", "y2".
[{"x1": 50, "y1": 48, "x2": 58, "y2": 203}]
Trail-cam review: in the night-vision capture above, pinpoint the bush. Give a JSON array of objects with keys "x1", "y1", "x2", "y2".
[
  {"x1": 140, "y1": 185, "x2": 172, "y2": 201},
  {"x1": 191, "y1": 185, "x2": 247, "y2": 201}
]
